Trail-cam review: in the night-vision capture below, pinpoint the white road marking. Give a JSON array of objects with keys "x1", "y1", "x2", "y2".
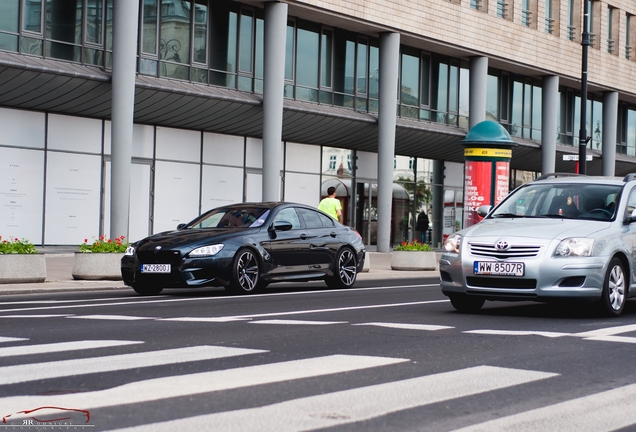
[
  {"x1": 67, "y1": 315, "x2": 156, "y2": 321},
  {"x1": 161, "y1": 300, "x2": 449, "y2": 323},
  {"x1": 0, "y1": 296, "x2": 145, "y2": 306},
  {"x1": 465, "y1": 330, "x2": 570, "y2": 338},
  {"x1": 157, "y1": 317, "x2": 251, "y2": 322},
  {"x1": 354, "y1": 322, "x2": 453, "y2": 331},
  {"x1": 452, "y1": 382, "x2": 636, "y2": 432},
  {"x1": 0, "y1": 345, "x2": 266, "y2": 385},
  {"x1": 0, "y1": 354, "x2": 408, "y2": 417},
  {"x1": 0, "y1": 285, "x2": 443, "y2": 314},
  {"x1": 0, "y1": 315, "x2": 73, "y2": 318},
  {"x1": 110, "y1": 366, "x2": 557, "y2": 432},
  {"x1": 250, "y1": 320, "x2": 347, "y2": 325},
  {"x1": 0, "y1": 336, "x2": 28, "y2": 343},
  {"x1": 0, "y1": 340, "x2": 143, "y2": 357}
]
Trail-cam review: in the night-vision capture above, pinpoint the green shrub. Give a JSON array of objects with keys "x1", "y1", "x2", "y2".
[
  {"x1": 395, "y1": 240, "x2": 432, "y2": 251},
  {"x1": 79, "y1": 235, "x2": 129, "y2": 253},
  {"x1": 0, "y1": 236, "x2": 39, "y2": 254}
]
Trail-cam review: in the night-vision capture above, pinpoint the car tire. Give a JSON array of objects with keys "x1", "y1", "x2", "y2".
[
  {"x1": 598, "y1": 257, "x2": 626, "y2": 317},
  {"x1": 132, "y1": 284, "x2": 163, "y2": 296},
  {"x1": 229, "y1": 248, "x2": 262, "y2": 294},
  {"x1": 325, "y1": 248, "x2": 358, "y2": 288},
  {"x1": 449, "y1": 295, "x2": 485, "y2": 312}
]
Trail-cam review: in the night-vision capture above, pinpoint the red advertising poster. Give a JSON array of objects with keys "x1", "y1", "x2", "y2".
[
  {"x1": 494, "y1": 161, "x2": 510, "y2": 205},
  {"x1": 464, "y1": 160, "x2": 491, "y2": 227}
]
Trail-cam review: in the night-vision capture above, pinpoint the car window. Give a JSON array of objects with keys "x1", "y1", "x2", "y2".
[
  {"x1": 189, "y1": 207, "x2": 270, "y2": 228},
  {"x1": 298, "y1": 207, "x2": 335, "y2": 228},
  {"x1": 492, "y1": 183, "x2": 621, "y2": 220},
  {"x1": 273, "y1": 208, "x2": 302, "y2": 229}
]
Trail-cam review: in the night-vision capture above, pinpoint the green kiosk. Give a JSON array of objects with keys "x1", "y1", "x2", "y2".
[{"x1": 460, "y1": 120, "x2": 516, "y2": 228}]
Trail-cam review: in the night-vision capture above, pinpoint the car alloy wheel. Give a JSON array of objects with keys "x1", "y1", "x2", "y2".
[
  {"x1": 326, "y1": 248, "x2": 357, "y2": 288},
  {"x1": 230, "y1": 248, "x2": 261, "y2": 294},
  {"x1": 599, "y1": 257, "x2": 626, "y2": 317}
]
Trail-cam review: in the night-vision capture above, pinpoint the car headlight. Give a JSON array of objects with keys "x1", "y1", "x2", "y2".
[
  {"x1": 444, "y1": 233, "x2": 462, "y2": 254},
  {"x1": 189, "y1": 244, "x2": 224, "y2": 257},
  {"x1": 124, "y1": 245, "x2": 135, "y2": 256},
  {"x1": 554, "y1": 238, "x2": 594, "y2": 257}
]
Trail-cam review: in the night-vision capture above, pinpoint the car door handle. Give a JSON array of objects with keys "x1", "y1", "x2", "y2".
[
  {"x1": 330, "y1": 232, "x2": 337, "y2": 237},
  {"x1": 300, "y1": 234, "x2": 308, "y2": 240}
]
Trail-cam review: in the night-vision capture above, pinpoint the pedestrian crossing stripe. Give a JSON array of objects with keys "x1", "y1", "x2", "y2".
[
  {"x1": 108, "y1": 366, "x2": 558, "y2": 432},
  {"x1": 0, "y1": 340, "x2": 143, "y2": 358},
  {"x1": 0, "y1": 336, "x2": 28, "y2": 343},
  {"x1": 453, "y1": 381, "x2": 636, "y2": 431},
  {"x1": 0, "y1": 354, "x2": 408, "y2": 419},
  {"x1": 354, "y1": 322, "x2": 453, "y2": 331},
  {"x1": 250, "y1": 319, "x2": 348, "y2": 325},
  {"x1": 68, "y1": 315, "x2": 156, "y2": 321},
  {"x1": 0, "y1": 345, "x2": 266, "y2": 385}
]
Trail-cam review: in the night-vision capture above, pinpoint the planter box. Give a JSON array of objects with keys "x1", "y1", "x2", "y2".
[
  {"x1": 390, "y1": 250, "x2": 437, "y2": 271},
  {"x1": 0, "y1": 254, "x2": 47, "y2": 284},
  {"x1": 72, "y1": 252, "x2": 124, "y2": 280}
]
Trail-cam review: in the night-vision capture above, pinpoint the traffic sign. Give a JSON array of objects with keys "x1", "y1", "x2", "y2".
[{"x1": 563, "y1": 155, "x2": 593, "y2": 161}]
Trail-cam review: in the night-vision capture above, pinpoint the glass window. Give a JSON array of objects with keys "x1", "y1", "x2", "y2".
[
  {"x1": 296, "y1": 22, "x2": 320, "y2": 89},
  {"x1": 401, "y1": 52, "x2": 419, "y2": 106},
  {"x1": 368, "y1": 45, "x2": 379, "y2": 99},
  {"x1": 86, "y1": 0, "x2": 103, "y2": 45},
  {"x1": 193, "y1": 0, "x2": 207, "y2": 64},
  {"x1": 592, "y1": 99, "x2": 603, "y2": 150},
  {"x1": 141, "y1": 0, "x2": 158, "y2": 54},
  {"x1": 238, "y1": 11, "x2": 252, "y2": 73},
  {"x1": 23, "y1": 0, "x2": 42, "y2": 33},
  {"x1": 284, "y1": 21, "x2": 294, "y2": 81},
  {"x1": 0, "y1": 0, "x2": 19, "y2": 33},
  {"x1": 627, "y1": 108, "x2": 636, "y2": 156},
  {"x1": 46, "y1": 0, "x2": 81, "y2": 44},
  {"x1": 486, "y1": 74, "x2": 499, "y2": 120},
  {"x1": 511, "y1": 80, "x2": 523, "y2": 137},
  {"x1": 532, "y1": 85, "x2": 542, "y2": 140},
  {"x1": 357, "y1": 40, "x2": 367, "y2": 94},
  {"x1": 435, "y1": 61, "x2": 448, "y2": 123},
  {"x1": 274, "y1": 208, "x2": 301, "y2": 229},
  {"x1": 321, "y1": 30, "x2": 332, "y2": 88}
]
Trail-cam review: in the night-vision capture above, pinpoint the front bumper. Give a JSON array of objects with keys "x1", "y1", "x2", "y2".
[
  {"x1": 439, "y1": 247, "x2": 608, "y2": 303},
  {"x1": 121, "y1": 254, "x2": 234, "y2": 288}
]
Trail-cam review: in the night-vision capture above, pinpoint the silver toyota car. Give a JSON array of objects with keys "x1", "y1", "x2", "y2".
[{"x1": 440, "y1": 173, "x2": 636, "y2": 316}]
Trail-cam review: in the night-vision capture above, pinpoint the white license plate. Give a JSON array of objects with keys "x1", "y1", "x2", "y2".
[
  {"x1": 141, "y1": 264, "x2": 171, "y2": 273},
  {"x1": 473, "y1": 261, "x2": 524, "y2": 276}
]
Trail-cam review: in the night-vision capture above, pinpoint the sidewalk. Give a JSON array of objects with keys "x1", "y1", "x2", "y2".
[{"x1": 0, "y1": 250, "x2": 441, "y2": 295}]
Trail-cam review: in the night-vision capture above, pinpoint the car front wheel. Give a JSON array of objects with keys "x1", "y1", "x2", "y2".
[
  {"x1": 229, "y1": 248, "x2": 261, "y2": 294},
  {"x1": 599, "y1": 257, "x2": 626, "y2": 317},
  {"x1": 449, "y1": 294, "x2": 485, "y2": 312},
  {"x1": 325, "y1": 248, "x2": 357, "y2": 288}
]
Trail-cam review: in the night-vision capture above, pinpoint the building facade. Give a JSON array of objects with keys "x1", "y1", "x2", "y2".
[{"x1": 0, "y1": 0, "x2": 635, "y2": 249}]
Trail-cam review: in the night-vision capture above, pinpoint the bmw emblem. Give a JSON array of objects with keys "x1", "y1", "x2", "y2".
[
  {"x1": 155, "y1": 246, "x2": 162, "y2": 250},
  {"x1": 495, "y1": 240, "x2": 510, "y2": 251}
]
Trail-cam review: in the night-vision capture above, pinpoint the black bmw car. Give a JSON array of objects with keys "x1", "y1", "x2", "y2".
[{"x1": 121, "y1": 202, "x2": 366, "y2": 295}]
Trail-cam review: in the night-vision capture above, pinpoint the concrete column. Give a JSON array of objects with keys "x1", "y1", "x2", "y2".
[
  {"x1": 110, "y1": 0, "x2": 139, "y2": 239},
  {"x1": 262, "y1": 2, "x2": 288, "y2": 201},
  {"x1": 541, "y1": 75, "x2": 559, "y2": 174},
  {"x1": 469, "y1": 56, "x2": 488, "y2": 128},
  {"x1": 602, "y1": 91, "x2": 618, "y2": 176},
  {"x1": 377, "y1": 32, "x2": 400, "y2": 253}
]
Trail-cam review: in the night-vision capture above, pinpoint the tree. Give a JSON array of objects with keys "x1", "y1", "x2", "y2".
[{"x1": 396, "y1": 176, "x2": 431, "y2": 209}]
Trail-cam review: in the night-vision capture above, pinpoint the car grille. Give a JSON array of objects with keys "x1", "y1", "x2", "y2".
[
  {"x1": 137, "y1": 249, "x2": 182, "y2": 265},
  {"x1": 466, "y1": 276, "x2": 537, "y2": 289},
  {"x1": 469, "y1": 242, "x2": 542, "y2": 259}
]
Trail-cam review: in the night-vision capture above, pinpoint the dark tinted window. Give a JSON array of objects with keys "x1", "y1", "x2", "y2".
[
  {"x1": 189, "y1": 207, "x2": 270, "y2": 228},
  {"x1": 299, "y1": 207, "x2": 334, "y2": 228}
]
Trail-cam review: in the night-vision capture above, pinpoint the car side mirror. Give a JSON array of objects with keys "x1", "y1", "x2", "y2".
[
  {"x1": 628, "y1": 209, "x2": 636, "y2": 224},
  {"x1": 270, "y1": 221, "x2": 293, "y2": 232},
  {"x1": 176, "y1": 223, "x2": 187, "y2": 230},
  {"x1": 477, "y1": 205, "x2": 492, "y2": 217}
]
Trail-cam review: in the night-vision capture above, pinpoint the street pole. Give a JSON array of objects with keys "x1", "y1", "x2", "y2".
[{"x1": 578, "y1": 0, "x2": 590, "y2": 175}]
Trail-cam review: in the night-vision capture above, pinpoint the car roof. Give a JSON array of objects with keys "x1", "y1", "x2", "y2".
[{"x1": 531, "y1": 174, "x2": 630, "y2": 186}]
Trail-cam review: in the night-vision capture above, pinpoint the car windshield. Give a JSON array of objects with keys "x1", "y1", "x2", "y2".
[
  {"x1": 187, "y1": 207, "x2": 271, "y2": 228},
  {"x1": 490, "y1": 182, "x2": 622, "y2": 221}
]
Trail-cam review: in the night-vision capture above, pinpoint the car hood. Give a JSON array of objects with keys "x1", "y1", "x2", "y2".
[
  {"x1": 460, "y1": 217, "x2": 611, "y2": 241},
  {"x1": 134, "y1": 227, "x2": 262, "y2": 251}
]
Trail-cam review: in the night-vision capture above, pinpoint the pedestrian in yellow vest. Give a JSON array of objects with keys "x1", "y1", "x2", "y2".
[{"x1": 318, "y1": 186, "x2": 342, "y2": 223}]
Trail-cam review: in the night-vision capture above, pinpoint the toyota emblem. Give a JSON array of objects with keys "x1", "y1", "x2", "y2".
[{"x1": 495, "y1": 241, "x2": 510, "y2": 251}]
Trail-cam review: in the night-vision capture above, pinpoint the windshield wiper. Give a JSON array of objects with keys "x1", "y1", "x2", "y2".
[
  {"x1": 492, "y1": 213, "x2": 522, "y2": 218},
  {"x1": 541, "y1": 213, "x2": 577, "y2": 219}
]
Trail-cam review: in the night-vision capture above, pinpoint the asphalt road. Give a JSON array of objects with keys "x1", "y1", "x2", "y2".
[{"x1": 2, "y1": 277, "x2": 636, "y2": 431}]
